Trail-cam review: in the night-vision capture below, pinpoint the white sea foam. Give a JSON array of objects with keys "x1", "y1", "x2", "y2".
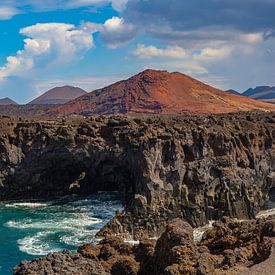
[
  {"x1": 5, "y1": 214, "x2": 101, "y2": 230},
  {"x1": 16, "y1": 213, "x2": 101, "y2": 255},
  {"x1": 2, "y1": 194, "x2": 122, "y2": 257},
  {"x1": 60, "y1": 229, "x2": 98, "y2": 246},
  {"x1": 5, "y1": 202, "x2": 49, "y2": 208},
  {"x1": 18, "y1": 232, "x2": 61, "y2": 256}
]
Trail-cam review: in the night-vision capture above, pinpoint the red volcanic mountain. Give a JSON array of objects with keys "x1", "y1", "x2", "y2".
[
  {"x1": 0, "y1": 97, "x2": 18, "y2": 105},
  {"x1": 50, "y1": 70, "x2": 275, "y2": 115},
  {"x1": 29, "y1": 85, "x2": 87, "y2": 105}
]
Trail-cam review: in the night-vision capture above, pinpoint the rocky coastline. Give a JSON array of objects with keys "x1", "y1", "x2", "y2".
[
  {"x1": 0, "y1": 111, "x2": 275, "y2": 273},
  {"x1": 14, "y1": 216, "x2": 275, "y2": 274}
]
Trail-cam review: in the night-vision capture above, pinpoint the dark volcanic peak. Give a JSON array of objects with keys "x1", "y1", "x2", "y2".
[
  {"x1": 29, "y1": 85, "x2": 87, "y2": 105},
  {"x1": 0, "y1": 97, "x2": 18, "y2": 105},
  {"x1": 50, "y1": 69, "x2": 275, "y2": 116},
  {"x1": 243, "y1": 86, "x2": 273, "y2": 96},
  {"x1": 243, "y1": 86, "x2": 275, "y2": 103}
]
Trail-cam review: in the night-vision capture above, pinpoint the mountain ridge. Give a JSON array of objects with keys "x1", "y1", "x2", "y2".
[
  {"x1": 0, "y1": 97, "x2": 18, "y2": 105},
  {"x1": 242, "y1": 86, "x2": 275, "y2": 103},
  {"x1": 49, "y1": 69, "x2": 275, "y2": 116},
  {"x1": 28, "y1": 85, "x2": 87, "y2": 105}
]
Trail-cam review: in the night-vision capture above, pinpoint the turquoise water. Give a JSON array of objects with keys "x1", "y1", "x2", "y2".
[{"x1": 0, "y1": 193, "x2": 123, "y2": 274}]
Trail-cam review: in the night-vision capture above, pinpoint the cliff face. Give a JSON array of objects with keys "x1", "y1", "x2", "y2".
[{"x1": 0, "y1": 112, "x2": 275, "y2": 238}]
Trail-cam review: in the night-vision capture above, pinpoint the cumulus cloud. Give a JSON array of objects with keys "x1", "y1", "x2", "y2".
[
  {"x1": 134, "y1": 44, "x2": 188, "y2": 59},
  {"x1": 134, "y1": 44, "x2": 234, "y2": 62},
  {"x1": 100, "y1": 17, "x2": 137, "y2": 48},
  {"x1": 84, "y1": 16, "x2": 137, "y2": 48},
  {"x1": 0, "y1": 23, "x2": 95, "y2": 80}
]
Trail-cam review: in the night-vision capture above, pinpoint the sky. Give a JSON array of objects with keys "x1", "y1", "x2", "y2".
[{"x1": 0, "y1": 0, "x2": 275, "y2": 103}]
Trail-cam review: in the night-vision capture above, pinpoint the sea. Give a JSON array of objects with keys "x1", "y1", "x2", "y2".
[
  {"x1": 0, "y1": 192, "x2": 274, "y2": 275},
  {"x1": 0, "y1": 192, "x2": 123, "y2": 274}
]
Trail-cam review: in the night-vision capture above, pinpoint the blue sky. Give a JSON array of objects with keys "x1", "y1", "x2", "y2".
[{"x1": 0, "y1": 0, "x2": 275, "y2": 103}]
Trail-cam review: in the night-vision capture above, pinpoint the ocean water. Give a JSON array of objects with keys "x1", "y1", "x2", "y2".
[
  {"x1": 0, "y1": 192, "x2": 274, "y2": 275},
  {"x1": 0, "y1": 193, "x2": 123, "y2": 274}
]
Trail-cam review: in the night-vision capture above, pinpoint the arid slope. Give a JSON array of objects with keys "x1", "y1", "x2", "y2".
[{"x1": 50, "y1": 70, "x2": 275, "y2": 116}]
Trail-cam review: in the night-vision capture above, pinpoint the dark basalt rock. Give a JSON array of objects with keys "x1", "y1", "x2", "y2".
[
  {"x1": 13, "y1": 250, "x2": 107, "y2": 275},
  {"x1": 0, "y1": 111, "x2": 275, "y2": 239}
]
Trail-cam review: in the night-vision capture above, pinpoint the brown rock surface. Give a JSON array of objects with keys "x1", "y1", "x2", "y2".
[
  {"x1": 13, "y1": 250, "x2": 107, "y2": 275},
  {"x1": 14, "y1": 217, "x2": 274, "y2": 275},
  {"x1": 50, "y1": 70, "x2": 275, "y2": 116},
  {"x1": 154, "y1": 219, "x2": 198, "y2": 274},
  {"x1": 200, "y1": 217, "x2": 274, "y2": 268}
]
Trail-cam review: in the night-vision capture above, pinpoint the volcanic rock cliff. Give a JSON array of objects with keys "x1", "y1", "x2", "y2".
[
  {"x1": 50, "y1": 70, "x2": 275, "y2": 116},
  {"x1": 0, "y1": 111, "x2": 275, "y2": 239}
]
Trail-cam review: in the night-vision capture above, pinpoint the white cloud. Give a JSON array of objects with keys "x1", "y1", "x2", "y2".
[
  {"x1": 0, "y1": 23, "x2": 95, "y2": 80},
  {"x1": 102, "y1": 17, "x2": 137, "y2": 48},
  {"x1": 240, "y1": 33, "x2": 263, "y2": 44},
  {"x1": 86, "y1": 16, "x2": 137, "y2": 48},
  {"x1": 133, "y1": 44, "x2": 210, "y2": 77},
  {"x1": 194, "y1": 46, "x2": 233, "y2": 61},
  {"x1": 134, "y1": 44, "x2": 234, "y2": 61},
  {"x1": 134, "y1": 44, "x2": 188, "y2": 59},
  {"x1": 0, "y1": 6, "x2": 20, "y2": 20}
]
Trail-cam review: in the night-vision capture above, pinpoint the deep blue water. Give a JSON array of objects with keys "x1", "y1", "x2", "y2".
[{"x1": 0, "y1": 193, "x2": 123, "y2": 274}]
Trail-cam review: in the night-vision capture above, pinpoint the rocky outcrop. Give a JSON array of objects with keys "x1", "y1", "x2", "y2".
[
  {"x1": 14, "y1": 217, "x2": 275, "y2": 274},
  {"x1": 0, "y1": 111, "x2": 275, "y2": 239},
  {"x1": 200, "y1": 217, "x2": 274, "y2": 267}
]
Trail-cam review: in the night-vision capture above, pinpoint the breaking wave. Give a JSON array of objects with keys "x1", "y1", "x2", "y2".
[{"x1": 2, "y1": 193, "x2": 123, "y2": 256}]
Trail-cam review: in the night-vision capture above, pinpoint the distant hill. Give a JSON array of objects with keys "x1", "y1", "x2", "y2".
[
  {"x1": 225, "y1": 89, "x2": 240, "y2": 95},
  {"x1": 243, "y1": 86, "x2": 275, "y2": 103},
  {"x1": 49, "y1": 69, "x2": 275, "y2": 116},
  {"x1": 0, "y1": 97, "x2": 18, "y2": 105},
  {"x1": 29, "y1": 86, "x2": 87, "y2": 105}
]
